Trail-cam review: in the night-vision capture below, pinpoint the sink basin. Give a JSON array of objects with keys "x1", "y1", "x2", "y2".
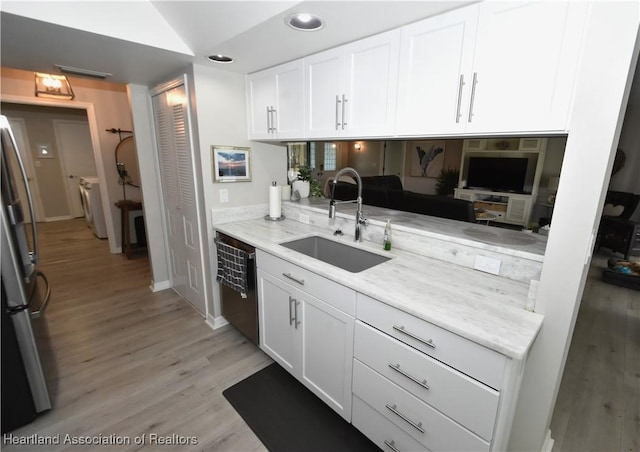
[{"x1": 280, "y1": 235, "x2": 390, "y2": 273}]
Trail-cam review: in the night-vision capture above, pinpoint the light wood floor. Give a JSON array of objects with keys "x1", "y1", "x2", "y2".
[
  {"x1": 550, "y1": 252, "x2": 640, "y2": 452},
  {"x1": 4, "y1": 219, "x2": 271, "y2": 451}
]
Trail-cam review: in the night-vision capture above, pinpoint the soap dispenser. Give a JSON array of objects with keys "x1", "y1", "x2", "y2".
[{"x1": 383, "y1": 220, "x2": 392, "y2": 251}]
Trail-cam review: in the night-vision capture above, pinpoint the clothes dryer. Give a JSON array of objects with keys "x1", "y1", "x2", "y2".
[{"x1": 78, "y1": 177, "x2": 107, "y2": 239}]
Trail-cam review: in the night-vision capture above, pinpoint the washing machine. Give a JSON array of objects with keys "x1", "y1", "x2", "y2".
[{"x1": 78, "y1": 177, "x2": 108, "y2": 239}]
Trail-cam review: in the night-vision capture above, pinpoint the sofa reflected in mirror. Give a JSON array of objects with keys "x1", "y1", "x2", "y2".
[
  {"x1": 331, "y1": 174, "x2": 476, "y2": 223},
  {"x1": 596, "y1": 190, "x2": 640, "y2": 259}
]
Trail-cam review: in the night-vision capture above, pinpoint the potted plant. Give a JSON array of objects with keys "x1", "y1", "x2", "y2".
[
  {"x1": 435, "y1": 168, "x2": 460, "y2": 196},
  {"x1": 292, "y1": 166, "x2": 312, "y2": 198}
]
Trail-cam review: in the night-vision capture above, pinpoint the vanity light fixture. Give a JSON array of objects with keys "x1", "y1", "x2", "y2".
[
  {"x1": 34, "y1": 72, "x2": 75, "y2": 100},
  {"x1": 354, "y1": 143, "x2": 362, "y2": 151},
  {"x1": 286, "y1": 13, "x2": 324, "y2": 31},
  {"x1": 208, "y1": 54, "x2": 234, "y2": 63}
]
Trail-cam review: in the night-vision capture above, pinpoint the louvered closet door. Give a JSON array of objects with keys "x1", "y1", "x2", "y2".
[{"x1": 152, "y1": 84, "x2": 205, "y2": 315}]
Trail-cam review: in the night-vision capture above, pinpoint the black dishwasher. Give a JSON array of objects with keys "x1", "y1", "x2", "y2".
[{"x1": 215, "y1": 232, "x2": 258, "y2": 345}]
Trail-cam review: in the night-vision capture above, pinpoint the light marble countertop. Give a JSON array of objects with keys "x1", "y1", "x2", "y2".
[{"x1": 214, "y1": 217, "x2": 543, "y2": 360}]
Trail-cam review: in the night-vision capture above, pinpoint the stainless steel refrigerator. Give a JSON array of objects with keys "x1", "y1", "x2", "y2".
[{"x1": 1, "y1": 115, "x2": 52, "y2": 433}]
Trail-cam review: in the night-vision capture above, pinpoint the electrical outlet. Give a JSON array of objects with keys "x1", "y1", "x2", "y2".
[
  {"x1": 219, "y1": 189, "x2": 229, "y2": 203},
  {"x1": 299, "y1": 213, "x2": 310, "y2": 224},
  {"x1": 474, "y1": 255, "x2": 501, "y2": 275}
]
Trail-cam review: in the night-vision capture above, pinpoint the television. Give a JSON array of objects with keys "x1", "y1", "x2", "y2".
[{"x1": 466, "y1": 157, "x2": 529, "y2": 193}]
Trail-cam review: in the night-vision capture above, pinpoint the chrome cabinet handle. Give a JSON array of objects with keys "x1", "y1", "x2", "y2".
[
  {"x1": 392, "y1": 325, "x2": 435, "y2": 349},
  {"x1": 455, "y1": 74, "x2": 465, "y2": 123},
  {"x1": 271, "y1": 107, "x2": 277, "y2": 133},
  {"x1": 341, "y1": 94, "x2": 348, "y2": 129},
  {"x1": 335, "y1": 95, "x2": 341, "y2": 130},
  {"x1": 282, "y1": 272, "x2": 305, "y2": 285},
  {"x1": 388, "y1": 363, "x2": 429, "y2": 390},
  {"x1": 384, "y1": 440, "x2": 400, "y2": 452},
  {"x1": 385, "y1": 403, "x2": 425, "y2": 434},
  {"x1": 468, "y1": 72, "x2": 478, "y2": 123},
  {"x1": 289, "y1": 296, "x2": 295, "y2": 326},
  {"x1": 294, "y1": 300, "x2": 301, "y2": 329},
  {"x1": 266, "y1": 105, "x2": 271, "y2": 132}
]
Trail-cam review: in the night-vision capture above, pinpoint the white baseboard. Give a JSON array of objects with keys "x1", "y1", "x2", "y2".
[
  {"x1": 205, "y1": 314, "x2": 228, "y2": 330},
  {"x1": 150, "y1": 280, "x2": 171, "y2": 292},
  {"x1": 541, "y1": 429, "x2": 554, "y2": 452},
  {"x1": 45, "y1": 215, "x2": 74, "y2": 222}
]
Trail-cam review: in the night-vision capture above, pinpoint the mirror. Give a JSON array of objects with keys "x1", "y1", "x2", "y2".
[{"x1": 115, "y1": 135, "x2": 141, "y2": 188}]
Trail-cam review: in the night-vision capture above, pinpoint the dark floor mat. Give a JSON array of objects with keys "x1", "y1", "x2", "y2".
[{"x1": 222, "y1": 363, "x2": 379, "y2": 452}]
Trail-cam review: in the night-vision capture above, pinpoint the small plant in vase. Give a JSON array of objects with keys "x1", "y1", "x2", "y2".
[
  {"x1": 435, "y1": 168, "x2": 460, "y2": 196},
  {"x1": 292, "y1": 166, "x2": 312, "y2": 198}
]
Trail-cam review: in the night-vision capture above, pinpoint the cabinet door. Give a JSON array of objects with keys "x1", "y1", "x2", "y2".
[
  {"x1": 395, "y1": 5, "x2": 478, "y2": 136},
  {"x1": 467, "y1": 1, "x2": 588, "y2": 134},
  {"x1": 274, "y1": 61, "x2": 304, "y2": 139},
  {"x1": 305, "y1": 47, "x2": 345, "y2": 138},
  {"x1": 506, "y1": 196, "x2": 532, "y2": 226},
  {"x1": 298, "y1": 292, "x2": 354, "y2": 420},
  {"x1": 246, "y1": 70, "x2": 276, "y2": 139},
  {"x1": 343, "y1": 29, "x2": 400, "y2": 138},
  {"x1": 257, "y1": 269, "x2": 297, "y2": 374}
]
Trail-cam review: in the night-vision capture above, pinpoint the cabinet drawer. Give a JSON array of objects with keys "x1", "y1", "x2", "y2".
[
  {"x1": 257, "y1": 249, "x2": 356, "y2": 315},
  {"x1": 352, "y1": 395, "x2": 426, "y2": 452},
  {"x1": 354, "y1": 321, "x2": 499, "y2": 440},
  {"x1": 352, "y1": 360, "x2": 489, "y2": 452},
  {"x1": 357, "y1": 293, "x2": 506, "y2": 389}
]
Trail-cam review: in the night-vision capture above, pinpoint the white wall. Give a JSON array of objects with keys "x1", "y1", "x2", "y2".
[
  {"x1": 189, "y1": 64, "x2": 287, "y2": 321},
  {"x1": 508, "y1": 3, "x2": 640, "y2": 450}
]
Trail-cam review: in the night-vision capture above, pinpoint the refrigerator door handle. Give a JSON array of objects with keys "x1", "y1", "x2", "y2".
[
  {"x1": 30, "y1": 271, "x2": 51, "y2": 319},
  {"x1": 1, "y1": 119, "x2": 39, "y2": 264}
]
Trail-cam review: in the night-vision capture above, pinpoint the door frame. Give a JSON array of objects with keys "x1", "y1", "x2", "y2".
[{"x1": 1, "y1": 95, "x2": 118, "y2": 253}]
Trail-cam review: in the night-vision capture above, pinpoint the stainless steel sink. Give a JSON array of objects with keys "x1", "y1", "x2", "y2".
[{"x1": 280, "y1": 235, "x2": 391, "y2": 273}]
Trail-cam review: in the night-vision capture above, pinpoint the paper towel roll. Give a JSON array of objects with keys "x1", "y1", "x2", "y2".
[
  {"x1": 281, "y1": 185, "x2": 291, "y2": 201},
  {"x1": 269, "y1": 185, "x2": 282, "y2": 219}
]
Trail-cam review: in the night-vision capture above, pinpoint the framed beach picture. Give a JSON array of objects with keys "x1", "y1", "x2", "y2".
[{"x1": 212, "y1": 146, "x2": 251, "y2": 182}]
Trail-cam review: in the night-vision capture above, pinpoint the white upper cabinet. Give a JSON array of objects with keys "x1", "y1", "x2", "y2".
[
  {"x1": 246, "y1": 60, "x2": 304, "y2": 140},
  {"x1": 305, "y1": 29, "x2": 400, "y2": 139},
  {"x1": 396, "y1": 4, "x2": 479, "y2": 136},
  {"x1": 396, "y1": 1, "x2": 588, "y2": 137},
  {"x1": 466, "y1": 1, "x2": 589, "y2": 134}
]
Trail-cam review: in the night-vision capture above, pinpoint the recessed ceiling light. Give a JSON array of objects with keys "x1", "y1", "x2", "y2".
[
  {"x1": 208, "y1": 54, "x2": 234, "y2": 64},
  {"x1": 286, "y1": 13, "x2": 324, "y2": 31}
]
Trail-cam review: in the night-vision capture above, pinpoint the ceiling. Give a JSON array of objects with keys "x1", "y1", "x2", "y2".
[{"x1": 1, "y1": 1, "x2": 472, "y2": 86}]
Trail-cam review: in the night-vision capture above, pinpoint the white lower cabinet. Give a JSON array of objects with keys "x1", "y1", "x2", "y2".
[
  {"x1": 256, "y1": 250, "x2": 355, "y2": 420},
  {"x1": 257, "y1": 250, "x2": 527, "y2": 450},
  {"x1": 353, "y1": 293, "x2": 524, "y2": 451}
]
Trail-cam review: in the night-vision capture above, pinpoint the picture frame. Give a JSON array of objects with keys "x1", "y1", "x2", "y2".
[{"x1": 212, "y1": 146, "x2": 251, "y2": 182}]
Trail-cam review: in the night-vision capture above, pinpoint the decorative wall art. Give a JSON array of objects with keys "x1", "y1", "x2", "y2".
[
  {"x1": 212, "y1": 146, "x2": 252, "y2": 182},
  {"x1": 409, "y1": 140, "x2": 446, "y2": 178}
]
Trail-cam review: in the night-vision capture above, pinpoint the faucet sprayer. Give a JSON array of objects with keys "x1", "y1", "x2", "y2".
[{"x1": 329, "y1": 167, "x2": 367, "y2": 242}]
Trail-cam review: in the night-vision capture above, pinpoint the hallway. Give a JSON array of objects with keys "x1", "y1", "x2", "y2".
[{"x1": 4, "y1": 219, "x2": 270, "y2": 451}]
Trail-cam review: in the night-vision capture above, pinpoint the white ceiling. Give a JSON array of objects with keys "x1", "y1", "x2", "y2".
[{"x1": 1, "y1": 1, "x2": 472, "y2": 86}]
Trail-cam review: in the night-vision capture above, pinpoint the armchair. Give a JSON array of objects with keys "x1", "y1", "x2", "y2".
[{"x1": 596, "y1": 191, "x2": 640, "y2": 258}]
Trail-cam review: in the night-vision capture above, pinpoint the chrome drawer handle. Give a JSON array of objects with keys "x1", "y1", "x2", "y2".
[
  {"x1": 388, "y1": 363, "x2": 429, "y2": 390},
  {"x1": 468, "y1": 72, "x2": 478, "y2": 123},
  {"x1": 384, "y1": 439, "x2": 400, "y2": 452},
  {"x1": 282, "y1": 272, "x2": 305, "y2": 285},
  {"x1": 392, "y1": 325, "x2": 436, "y2": 349},
  {"x1": 385, "y1": 404, "x2": 425, "y2": 434}
]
